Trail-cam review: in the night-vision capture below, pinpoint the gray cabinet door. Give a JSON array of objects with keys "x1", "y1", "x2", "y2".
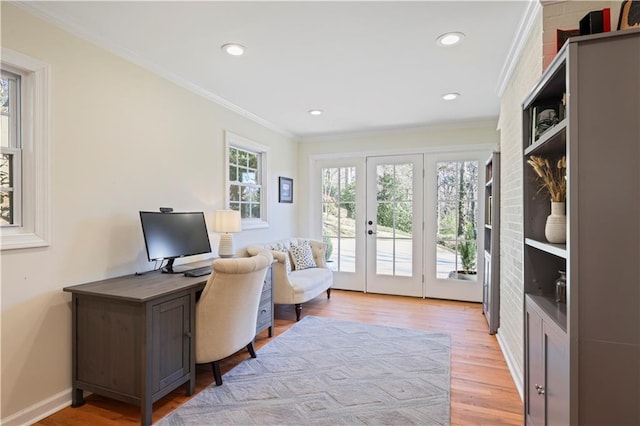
[
  {"x1": 526, "y1": 306, "x2": 545, "y2": 426},
  {"x1": 543, "y1": 319, "x2": 569, "y2": 425},
  {"x1": 526, "y1": 298, "x2": 569, "y2": 426},
  {"x1": 151, "y1": 295, "x2": 191, "y2": 394}
]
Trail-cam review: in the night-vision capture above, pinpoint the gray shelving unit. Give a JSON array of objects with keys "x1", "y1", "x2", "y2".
[
  {"x1": 522, "y1": 29, "x2": 640, "y2": 425},
  {"x1": 483, "y1": 152, "x2": 500, "y2": 334}
]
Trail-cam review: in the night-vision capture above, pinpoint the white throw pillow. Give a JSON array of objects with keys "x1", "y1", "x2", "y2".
[
  {"x1": 276, "y1": 248, "x2": 292, "y2": 274},
  {"x1": 289, "y1": 240, "x2": 317, "y2": 270}
]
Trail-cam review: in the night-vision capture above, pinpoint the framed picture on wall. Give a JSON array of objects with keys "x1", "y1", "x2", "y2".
[{"x1": 279, "y1": 177, "x2": 293, "y2": 203}]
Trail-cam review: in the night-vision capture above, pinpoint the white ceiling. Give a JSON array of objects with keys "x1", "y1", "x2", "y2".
[{"x1": 23, "y1": 1, "x2": 533, "y2": 140}]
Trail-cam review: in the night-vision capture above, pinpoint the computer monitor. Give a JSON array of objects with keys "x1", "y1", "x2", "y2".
[{"x1": 139, "y1": 211, "x2": 212, "y2": 273}]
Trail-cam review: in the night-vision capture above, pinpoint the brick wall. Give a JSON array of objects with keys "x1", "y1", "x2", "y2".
[{"x1": 497, "y1": 11, "x2": 543, "y2": 397}]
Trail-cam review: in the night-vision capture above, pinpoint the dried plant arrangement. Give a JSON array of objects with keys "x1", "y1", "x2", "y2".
[{"x1": 527, "y1": 155, "x2": 567, "y2": 201}]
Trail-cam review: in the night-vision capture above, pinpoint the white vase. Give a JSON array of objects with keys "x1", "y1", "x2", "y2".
[{"x1": 545, "y1": 201, "x2": 566, "y2": 244}]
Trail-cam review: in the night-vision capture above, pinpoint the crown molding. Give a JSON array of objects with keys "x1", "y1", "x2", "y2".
[
  {"x1": 13, "y1": 2, "x2": 297, "y2": 140},
  {"x1": 300, "y1": 117, "x2": 499, "y2": 144},
  {"x1": 495, "y1": 0, "x2": 542, "y2": 97}
]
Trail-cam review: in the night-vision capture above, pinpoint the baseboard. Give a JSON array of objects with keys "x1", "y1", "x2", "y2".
[
  {"x1": 496, "y1": 331, "x2": 524, "y2": 401},
  {"x1": 1, "y1": 388, "x2": 71, "y2": 426}
]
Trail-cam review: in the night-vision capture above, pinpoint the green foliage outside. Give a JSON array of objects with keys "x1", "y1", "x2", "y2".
[
  {"x1": 339, "y1": 181, "x2": 356, "y2": 219},
  {"x1": 322, "y1": 235, "x2": 333, "y2": 261},
  {"x1": 459, "y1": 222, "x2": 477, "y2": 273},
  {"x1": 0, "y1": 154, "x2": 11, "y2": 225},
  {"x1": 322, "y1": 166, "x2": 413, "y2": 235},
  {"x1": 375, "y1": 169, "x2": 412, "y2": 233},
  {"x1": 322, "y1": 161, "x2": 478, "y2": 274}
]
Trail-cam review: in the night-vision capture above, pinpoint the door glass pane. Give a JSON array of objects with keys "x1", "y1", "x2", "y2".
[
  {"x1": 375, "y1": 163, "x2": 413, "y2": 277},
  {"x1": 322, "y1": 167, "x2": 356, "y2": 272},
  {"x1": 394, "y1": 237, "x2": 412, "y2": 277},
  {"x1": 436, "y1": 161, "x2": 479, "y2": 281},
  {"x1": 376, "y1": 238, "x2": 394, "y2": 275}
]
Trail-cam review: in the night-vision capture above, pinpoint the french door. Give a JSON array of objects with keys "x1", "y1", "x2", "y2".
[
  {"x1": 424, "y1": 154, "x2": 483, "y2": 302},
  {"x1": 365, "y1": 155, "x2": 423, "y2": 297},
  {"x1": 317, "y1": 151, "x2": 484, "y2": 301}
]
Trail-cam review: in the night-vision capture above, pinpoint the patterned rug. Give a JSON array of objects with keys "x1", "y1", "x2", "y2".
[{"x1": 157, "y1": 316, "x2": 450, "y2": 425}]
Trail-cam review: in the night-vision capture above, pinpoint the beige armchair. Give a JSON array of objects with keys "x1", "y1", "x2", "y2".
[{"x1": 195, "y1": 250, "x2": 273, "y2": 386}]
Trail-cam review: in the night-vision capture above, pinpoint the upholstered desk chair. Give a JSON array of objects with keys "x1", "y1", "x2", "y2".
[{"x1": 195, "y1": 250, "x2": 273, "y2": 386}]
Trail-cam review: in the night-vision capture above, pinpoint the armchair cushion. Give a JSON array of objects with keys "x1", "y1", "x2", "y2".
[{"x1": 286, "y1": 267, "x2": 333, "y2": 299}]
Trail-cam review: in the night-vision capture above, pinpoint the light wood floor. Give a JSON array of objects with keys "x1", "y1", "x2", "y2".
[{"x1": 37, "y1": 290, "x2": 523, "y2": 425}]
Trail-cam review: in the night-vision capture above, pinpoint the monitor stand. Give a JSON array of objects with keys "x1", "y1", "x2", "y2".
[{"x1": 161, "y1": 258, "x2": 190, "y2": 274}]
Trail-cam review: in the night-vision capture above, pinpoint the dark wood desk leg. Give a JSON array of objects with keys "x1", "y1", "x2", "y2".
[
  {"x1": 141, "y1": 401, "x2": 152, "y2": 426},
  {"x1": 187, "y1": 292, "x2": 196, "y2": 396},
  {"x1": 71, "y1": 388, "x2": 84, "y2": 407},
  {"x1": 187, "y1": 377, "x2": 195, "y2": 396},
  {"x1": 71, "y1": 295, "x2": 84, "y2": 407}
]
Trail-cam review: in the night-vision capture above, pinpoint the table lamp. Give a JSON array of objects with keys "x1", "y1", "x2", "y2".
[{"x1": 212, "y1": 210, "x2": 242, "y2": 258}]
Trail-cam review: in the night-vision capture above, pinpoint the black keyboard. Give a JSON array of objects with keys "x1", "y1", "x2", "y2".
[{"x1": 184, "y1": 266, "x2": 212, "y2": 277}]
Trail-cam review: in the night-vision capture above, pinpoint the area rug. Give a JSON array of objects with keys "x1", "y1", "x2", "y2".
[{"x1": 157, "y1": 316, "x2": 450, "y2": 425}]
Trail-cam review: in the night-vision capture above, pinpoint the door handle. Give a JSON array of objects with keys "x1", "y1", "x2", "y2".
[{"x1": 368, "y1": 230, "x2": 376, "y2": 235}]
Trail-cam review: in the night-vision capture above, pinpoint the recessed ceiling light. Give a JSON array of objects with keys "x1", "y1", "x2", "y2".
[
  {"x1": 442, "y1": 92, "x2": 460, "y2": 101},
  {"x1": 221, "y1": 43, "x2": 246, "y2": 56},
  {"x1": 308, "y1": 109, "x2": 323, "y2": 116},
  {"x1": 436, "y1": 32, "x2": 465, "y2": 47}
]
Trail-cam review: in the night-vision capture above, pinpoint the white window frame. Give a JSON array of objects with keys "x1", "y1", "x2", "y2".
[
  {"x1": 1, "y1": 48, "x2": 51, "y2": 250},
  {"x1": 224, "y1": 131, "x2": 268, "y2": 230}
]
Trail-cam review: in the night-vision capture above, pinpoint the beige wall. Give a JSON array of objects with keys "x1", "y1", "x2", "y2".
[{"x1": 0, "y1": 4, "x2": 298, "y2": 422}]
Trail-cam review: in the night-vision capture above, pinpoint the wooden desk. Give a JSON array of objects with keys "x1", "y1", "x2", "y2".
[{"x1": 63, "y1": 263, "x2": 210, "y2": 426}]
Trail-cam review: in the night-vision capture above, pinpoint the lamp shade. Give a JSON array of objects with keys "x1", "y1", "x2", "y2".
[{"x1": 212, "y1": 210, "x2": 242, "y2": 233}]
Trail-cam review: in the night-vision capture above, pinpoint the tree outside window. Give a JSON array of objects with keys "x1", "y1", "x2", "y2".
[
  {"x1": 322, "y1": 167, "x2": 356, "y2": 272},
  {"x1": 436, "y1": 161, "x2": 478, "y2": 280}
]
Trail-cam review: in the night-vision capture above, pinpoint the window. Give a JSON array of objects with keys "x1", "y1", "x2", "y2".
[
  {"x1": 436, "y1": 160, "x2": 478, "y2": 280},
  {"x1": 1, "y1": 49, "x2": 50, "y2": 250},
  {"x1": 1, "y1": 70, "x2": 21, "y2": 227},
  {"x1": 225, "y1": 132, "x2": 267, "y2": 229},
  {"x1": 322, "y1": 166, "x2": 356, "y2": 272}
]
